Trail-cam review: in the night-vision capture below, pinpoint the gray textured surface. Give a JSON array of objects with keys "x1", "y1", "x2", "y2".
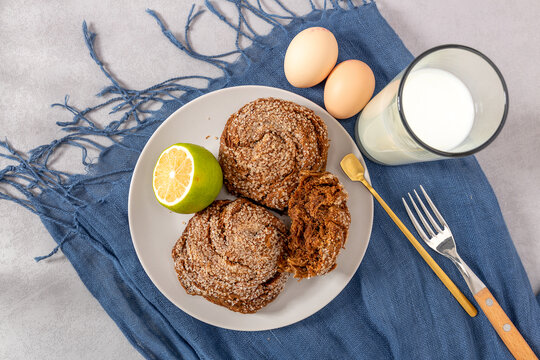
[{"x1": 0, "y1": 1, "x2": 538, "y2": 359}]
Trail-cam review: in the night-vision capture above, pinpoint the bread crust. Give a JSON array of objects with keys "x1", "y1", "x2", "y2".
[
  {"x1": 283, "y1": 171, "x2": 351, "y2": 278},
  {"x1": 219, "y1": 98, "x2": 329, "y2": 211},
  {"x1": 172, "y1": 199, "x2": 289, "y2": 313}
]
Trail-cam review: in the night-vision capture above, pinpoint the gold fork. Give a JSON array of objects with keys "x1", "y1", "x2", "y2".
[{"x1": 340, "y1": 153, "x2": 477, "y2": 317}]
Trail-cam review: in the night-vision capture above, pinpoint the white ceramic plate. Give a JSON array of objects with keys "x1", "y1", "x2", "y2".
[{"x1": 128, "y1": 86, "x2": 373, "y2": 331}]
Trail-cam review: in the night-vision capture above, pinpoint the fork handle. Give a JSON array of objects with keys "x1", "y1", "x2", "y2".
[{"x1": 474, "y1": 287, "x2": 538, "y2": 359}]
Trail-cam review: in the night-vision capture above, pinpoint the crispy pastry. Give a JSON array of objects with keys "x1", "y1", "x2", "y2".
[
  {"x1": 219, "y1": 98, "x2": 329, "y2": 211},
  {"x1": 172, "y1": 199, "x2": 289, "y2": 313},
  {"x1": 283, "y1": 171, "x2": 351, "y2": 278}
]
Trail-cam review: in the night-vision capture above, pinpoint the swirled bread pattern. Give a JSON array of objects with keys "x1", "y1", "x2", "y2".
[
  {"x1": 172, "y1": 199, "x2": 289, "y2": 313},
  {"x1": 219, "y1": 98, "x2": 329, "y2": 211}
]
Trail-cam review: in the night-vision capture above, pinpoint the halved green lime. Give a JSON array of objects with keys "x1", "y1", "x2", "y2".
[{"x1": 152, "y1": 143, "x2": 222, "y2": 214}]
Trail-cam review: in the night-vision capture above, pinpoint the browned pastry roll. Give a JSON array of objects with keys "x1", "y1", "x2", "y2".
[
  {"x1": 219, "y1": 98, "x2": 329, "y2": 211},
  {"x1": 283, "y1": 171, "x2": 351, "y2": 278},
  {"x1": 172, "y1": 198, "x2": 289, "y2": 313}
]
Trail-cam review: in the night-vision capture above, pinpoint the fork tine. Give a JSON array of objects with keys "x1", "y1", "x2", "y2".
[
  {"x1": 402, "y1": 197, "x2": 430, "y2": 242},
  {"x1": 408, "y1": 192, "x2": 436, "y2": 237},
  {"x1": 414, "y1": 189, "x2": 442, "y2": 233},
  {"x1": 420, "y1": 185, "x2": 449, "y2": 228}
]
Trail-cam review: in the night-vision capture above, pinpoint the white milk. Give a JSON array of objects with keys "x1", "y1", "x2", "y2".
[
  {"x1": 356, "y1": 68, "x2": 475, "y2": 165},
  {"x1": 402, "y1": 68, "x2": 474, "y2": 151}
]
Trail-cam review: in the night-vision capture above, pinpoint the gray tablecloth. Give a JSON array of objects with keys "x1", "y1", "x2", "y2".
[{"x1": 1, "y1": 1, "x2": 538, "y2": 358}]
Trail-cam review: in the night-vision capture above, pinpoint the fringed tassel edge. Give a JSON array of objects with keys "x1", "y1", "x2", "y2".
[{"x1": 0, "y1": 0, "x2": 371, "y2": 261}]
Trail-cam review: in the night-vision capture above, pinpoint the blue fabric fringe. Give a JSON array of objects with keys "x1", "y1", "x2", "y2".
[
  {"x1": 1, "y1": 0, "x2": 331, "y2": 261},
  {"x1": 1, "y1": 1, "x2": 539, "y2": 359}
]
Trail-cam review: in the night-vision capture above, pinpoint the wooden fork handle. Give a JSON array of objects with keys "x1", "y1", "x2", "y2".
[{"x1": 474, "y1": 287, "x2": 538, "y2": 359}]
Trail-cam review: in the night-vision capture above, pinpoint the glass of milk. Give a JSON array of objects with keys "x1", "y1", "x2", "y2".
[{"x1": 355, "y1": 45, "x2": 508, "y2": 166}]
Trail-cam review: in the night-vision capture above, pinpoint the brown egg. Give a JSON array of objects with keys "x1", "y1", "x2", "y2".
[
  {"x1": 324, "y1": 60, "x2": 375, "y2": 119},
  {"x1": 284, "y1": 27, "x2": 338, "y2": 88}
]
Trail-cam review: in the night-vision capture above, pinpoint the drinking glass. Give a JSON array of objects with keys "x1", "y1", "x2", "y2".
[{"x1": 355, "y1": 44, "x2": 508, "y2": 166}]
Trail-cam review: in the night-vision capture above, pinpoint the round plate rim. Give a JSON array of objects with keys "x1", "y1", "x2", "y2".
[{"x1": 128, "y1": 85, "x2": 374, "y2": 331}]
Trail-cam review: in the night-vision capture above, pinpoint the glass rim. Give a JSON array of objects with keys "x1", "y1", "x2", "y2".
[{"x1": 396, "y1": 44, "x2": 509, "y2": 158}]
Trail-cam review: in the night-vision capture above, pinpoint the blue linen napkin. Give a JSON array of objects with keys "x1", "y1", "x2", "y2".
[{"x1": 1, "y1": 1, "x2": 539, "y2": 359}]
